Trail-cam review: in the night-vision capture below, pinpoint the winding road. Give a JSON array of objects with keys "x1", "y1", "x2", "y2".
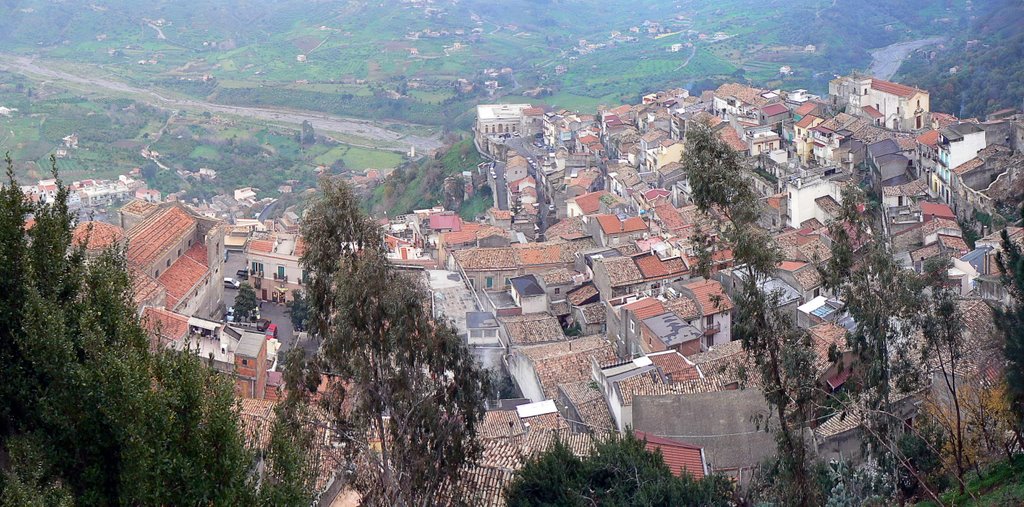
[{"x1": 0, "y1": 54, "x2": 443, "y2": 153}]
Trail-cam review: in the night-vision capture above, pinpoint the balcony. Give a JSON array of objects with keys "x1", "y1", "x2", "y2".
[
  {"x1": 703, "y1": 323, "x2": 721, "y2": 336},
  {"x1": 272, "y1": 273, "x2": 289, "y2": 283}
]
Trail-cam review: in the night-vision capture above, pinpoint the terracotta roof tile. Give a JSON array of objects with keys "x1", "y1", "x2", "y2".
[
  {"x1": 572, "y1": 191, "x2": 611, "y2": 215},
  {"x1": 73, "y1": 221, "x2": 124, "y2": 251},
  {"x1": 520, "y1": 336, "x2": 616, "y2": 399},
  {"x1": 158, "y1": 243, "x2": 209, "y2": 310},
  {"x1": 623, "y1": 297, "x2": 666, "y2": 320},
  {"x1": 595, "y1": 214, "x2": 647, "y2": 235},
  {"x1": 567, "y1": 283, "x2": 599, "y2": 306},
  {"x1": 478, "y1": 410, "x2": 525, "y2": 439},
  {"x1": 127, "y1": 206, "x2": 196, "y2": 267},
  {"x1": 601, "y1": 256, "x2": 644, "y2": 287},
  {"x1": 871, "y1": 78, "x2": 925, "y2": 98},
  {"x1": 794, "y1": 102, "x2": 818, "y2": 116},
  {"x1": 685, "y1": 279, "x2": 733, "y2": 315},
  {"x1": 558, "y1": 381, "x2": 615, "y2": 431},
  {"x1": 795, "y1": 114, "x2": 821, "y2": 129},
  {"x1": 499, "y1": 313, "x2": 565, "y2": 345},
  {"x1": 635, "y1": 432, "x2": 706, "y2": 479},
  {"x1": 141, "y1": 306, "x2": 189, "y2": 347}
]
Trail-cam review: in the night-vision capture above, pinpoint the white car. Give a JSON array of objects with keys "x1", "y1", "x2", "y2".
[{"x1": 224, "y1": 277, "x2": 240, "y2": 289}]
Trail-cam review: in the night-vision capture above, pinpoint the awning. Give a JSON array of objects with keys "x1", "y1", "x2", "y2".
[
  {"x1": 827, "y1": 368, "x2": 852, "y2": 390},
  {"x1": 274, "y1": 286, "x2": 289, "y2": 293},
  {"x1": 188, "y1": 317, "x2": 221, "y2": 332}
]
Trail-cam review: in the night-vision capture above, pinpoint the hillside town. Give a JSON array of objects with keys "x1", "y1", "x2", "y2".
[{"x1": 39, "y1": 71, "x2": 1022, "y2": 505}]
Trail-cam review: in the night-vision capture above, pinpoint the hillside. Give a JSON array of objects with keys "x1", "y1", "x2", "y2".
[
  {"x1": 896, "y1": 0, "x2": 1024, "y2": 118},
  {"x1": 0, "y1": 0, "x2": 979, "y2": 127},
  {"x1": 366, "y1": 139, "x2": 487, "y2": 218}
]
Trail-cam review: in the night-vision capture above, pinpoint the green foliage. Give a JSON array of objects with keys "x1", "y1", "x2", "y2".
[
  {"x1": 368, "y1": 138, "x2": 484, "y2": 216},
  {"x1": 682, "y1": 121, "x2": 821, "y2": 507},
  {"x1": 505, "y1": 431, "x2": 734, "y2": 506},
  {"x1": 994, "y1": 207, "x2": 1024, "y2": 440},
  {"x1": 302, "y1": 178, "x2": 490, "y2": 505},
  {"x1": 897, "y1": 0, "x2": 1024, "y2": 118},
  {"x1": 234, "y1": 282, "x2": 259, "y2": 322},
  {"x1": 285, "y1": 289, "x2": 309, "y2": 332},
  {"x1": 0, "y1": 157, "x2": 312, "y2": 505},
  {"x1": 924, "y1": 454, "x2": 1024, "y2": 506}
]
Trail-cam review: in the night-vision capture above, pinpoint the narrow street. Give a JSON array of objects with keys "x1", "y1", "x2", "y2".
[{"x1": 223, "y1": 252, "x2": 318, "y2": 363}]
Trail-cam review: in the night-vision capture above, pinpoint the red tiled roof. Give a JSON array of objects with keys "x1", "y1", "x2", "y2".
[
  {"x1": 73, "y1": 221, "x2": 124, "y2": 251},
  {"x1": 158, "y1": 243, "x2": 209, "y2": 310},
  {"x1": 249, "y1": 239, "x2": 273, "y2": 253},
  {"x1": 916, "y1": 130, "x2": 940, "y2": 148},
  {"x1": 777, "y1": 260, "x2": 808, "y2": 272},
  {"x1": 596, "y1": 214, "x2": 647, "y2": 235},
  {"x1": 871, "y1": 78, "x2": 924, "y2": 98},
  {"x1": 623, "y1": 298, "x2": 666, "y2": 320},
  {"x1": 861, "y1": 105, "x2": 883, "y2": 119},
  {"x1": 794, "y1": 102, "x2": 817, "y2": 116},
  {"x1": 634, "y1": 254, "x2": 687, "y2": 279},
  {"x1": 127, "y1": 206, "x2": 196, "y2": 267},
  {"x1": 761, "y1": 103, "x2": 789, "y2": 117},
  {"x1": 429, "y1": 213, "x2": 462, "y2": 231},
  {"x1": 685, "y1": 279, "x2": 733, "y2": 315},
  {"x1": 141, "y1": 306, "x2": 189, "y2": 345},
  {"x1": 648, "y1": 351, "x2": 700, "y2": 382},
  {"x1": 635, "y1": 432, "x2": 705, "y2": 479},
  {"x1": 795, "y1": 114, "x2": 821, "y2": 129},
  {"x1": 572, "y1": 191, "x2": 610, "y2": 215},
  {"x1": 717, "y1": 127, "x2": 747, "y2": 153},
  {"x1": 920, "y1": 202, "x2": 955, "y2": 220}
]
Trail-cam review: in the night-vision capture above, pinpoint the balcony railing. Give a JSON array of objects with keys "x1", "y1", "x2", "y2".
[
  {"x1": 703, "y1": 323, "x2": 721, "y2": 336},
  {"x1": 272, "y1": 273, "x2": 289, "y2": 283}
]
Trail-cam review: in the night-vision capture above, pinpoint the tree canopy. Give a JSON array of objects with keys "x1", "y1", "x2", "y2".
[
  {"x1": 505, "y1": 432, "x2": 734, "y2": 507},
  {"x1": 0, "y1": 157, "x2": 311, "y2": 505},
  {"x1": 300, "y1": 177, "x2": 490, "y2": 505}
]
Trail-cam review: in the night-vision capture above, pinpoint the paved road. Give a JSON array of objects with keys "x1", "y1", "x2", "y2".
[
  {"x1": 503, "y1": 137, "x2": 550, "y2": 236},
  {"x1": 0, "y1": 54, "x2": 444, "y2": 154},
  {"x1": 868, "y1": 37, "x2": 946, "y2": 80},
  {"x1": 223, "y1": 252, "x2": 318, "y2": 363}
]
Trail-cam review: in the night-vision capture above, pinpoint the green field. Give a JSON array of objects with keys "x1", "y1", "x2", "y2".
[{"x1": 0, "y1": 0, "x2": 975, "y2": 126}]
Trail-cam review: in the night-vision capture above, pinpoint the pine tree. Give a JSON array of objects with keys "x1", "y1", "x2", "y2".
[
  {"x1": 0, "y1": 156, "x2": 313, "y2": 505},
  {"x1": 300, "y1": 178, "x2": 490, "y2": 505}
]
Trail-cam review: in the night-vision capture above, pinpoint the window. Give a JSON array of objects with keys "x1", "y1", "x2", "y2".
[
  {"x1": 554, "y1": 288, "x2": 560, "y2": 295},
  {"x1": 504, "y1": 277, "x2": 511, "y2": 286},
  {"x1": 166, "y1": 259, "x2": 171, "y2": 267},
  {"x1": 155, "y1": 269, "x2": 160, "y2": 278},
  {"x1": 277, "y1": 265, "x2": 285, "y2": 279},
  {"x1": 242, "y1": 359, "x2": 248, "y2": 366},
  {"x1": 485, "y1": 277, "x2": 493, "y2": 289},
  {"x1": 177, "y1": 248, "x2": 181, "y2": 257},
  {"x1": 188, "y1": 239, "x2": 193, "y2": 247},
  {"x1": 705, "y1": 315, "x2": 714, "y2": 327},
  {"x1": 629, "y1": 320, "x2": 635, "y2": 333}
]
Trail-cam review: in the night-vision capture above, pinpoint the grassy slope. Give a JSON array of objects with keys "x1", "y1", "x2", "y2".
[
  {"x1": 367, "y1": 138, "x2": 483, "y2": 216},
  {"x1": 918, "y1": 455, "x2": 1024, "y2": 507}
]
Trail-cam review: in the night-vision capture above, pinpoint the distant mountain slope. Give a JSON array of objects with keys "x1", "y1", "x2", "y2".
[
  {"x1": 896, "y1": 0, "x2": 1024, "y2": 118},
  {"x1": 0, "y1": 0, "x2": 981, "y2": 125}
]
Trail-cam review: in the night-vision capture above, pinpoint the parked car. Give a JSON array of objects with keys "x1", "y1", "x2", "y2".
[
  {"x1": 256, "y1": 318, "x2": 272, "y2": 332},
  {"x1": 224, "y1": 277, "x2": 240, "y2": 289},
  {"x1": 235, "y1": 269, "x2": 249, "y2": 280},
  {"x1": 224, "y1": 306, "x2": 235, "y2": 322},
  {"x1": 265, "y1": 323, "x2": 278, "y2": 340}
]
